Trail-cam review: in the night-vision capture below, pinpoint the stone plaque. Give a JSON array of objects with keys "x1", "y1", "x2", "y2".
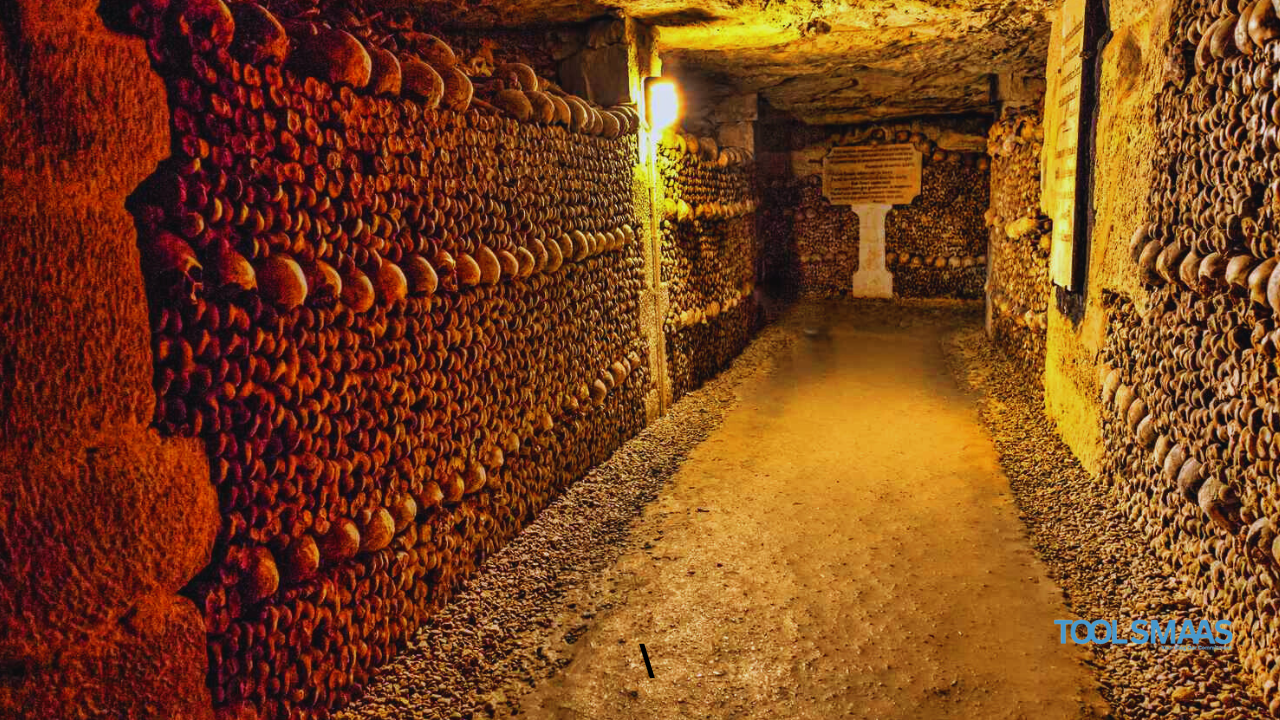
[
  {"x1": 1046, "y1": 0, "x2": 1088, "y2": 290},
  {"x1": 822, "y1": 144, "x2": 922, "y2": 206}
]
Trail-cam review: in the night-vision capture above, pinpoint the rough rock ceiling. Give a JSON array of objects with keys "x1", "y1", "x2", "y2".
[{"x1": 413, "y1": 0, "x2": 1053, "y2": 125}]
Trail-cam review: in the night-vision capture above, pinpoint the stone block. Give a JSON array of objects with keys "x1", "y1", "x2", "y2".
[
  {"x1": 0, "y1": 593, "x2": 215, "y2": 720},
  {"x1": 709, "y1": 93, "x2": 759, "y2": 124},
  {"x1": 558, "y1": 43, "x2": 632, "y2": 106},
  {"x1": 717, "y1": 121, "x2": 755, "y2": 152},
  {"x1": 936, "y1": 130, "x2": 989, "y2": 152},
  {"x1": 0, "y1": 430, "x2": 218, "y2": 664}
]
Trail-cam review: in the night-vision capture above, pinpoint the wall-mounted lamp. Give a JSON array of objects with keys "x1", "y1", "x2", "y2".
[{"x1": 644, "y1": 77, "x2": 681, "y2": 132}]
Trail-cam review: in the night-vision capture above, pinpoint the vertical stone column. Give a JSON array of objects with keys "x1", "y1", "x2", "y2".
[
  {"x1": 0, "y1": 4, "x2": 218, "y2": 718},
  {"x1": 638, "y1": 134, "x2": 671, "y2": 421},
  {"x1": 850, "y1": 204, "x2": 895, "y2": 298},
  {"x1": 559, "y1": 16, "x2": 669, "y2": 419},
  {"x1": 623, "y1": 18, "x2": 670, "y2": 420}
]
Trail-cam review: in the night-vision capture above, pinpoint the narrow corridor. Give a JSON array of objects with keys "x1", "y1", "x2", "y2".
[
  {"x1": 505, "y1": 302, "x2": 1104, "y2": 719},
  {"x1": 13, "y1": 3, "x2": 1280, "y2": 718}
]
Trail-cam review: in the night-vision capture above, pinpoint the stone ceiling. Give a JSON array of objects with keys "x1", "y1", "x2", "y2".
[{"x1": 414, "y1": 0, "x2": 1053, "y2": 125}]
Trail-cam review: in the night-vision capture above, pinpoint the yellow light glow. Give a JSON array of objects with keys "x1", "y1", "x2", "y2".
[{"x1": 646, "y1": 78, "x2": 681, "y2": 132}]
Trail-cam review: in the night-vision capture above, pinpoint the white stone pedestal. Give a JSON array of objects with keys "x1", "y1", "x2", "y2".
[{"x1": 851, "y1": 203, "x2": 894, "y2": 298}]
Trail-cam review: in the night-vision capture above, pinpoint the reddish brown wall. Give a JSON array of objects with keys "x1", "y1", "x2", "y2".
[
  {"x1": 0, "y1": 4, "x2": 760, "y2": 718},
  {"x1": 135, "y1": 6, "x2": 650, "y2": 720},
  {"x1": 0, "y1": 0, "x2": 662, "y2": 717},
  {"x1": 0, "y1": 2, "x2": 219, "y2": 718}
]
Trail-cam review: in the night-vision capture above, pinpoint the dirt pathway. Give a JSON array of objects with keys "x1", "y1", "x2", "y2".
[{"x1": 508, "y1": 302, "x2": 1107, "y2": 719}]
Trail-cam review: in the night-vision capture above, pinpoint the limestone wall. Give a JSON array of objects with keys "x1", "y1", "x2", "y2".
[
  {"x1": 1041, "y1": 0, "x2": 1164, "y2": 475},
  {"x1": 0, "y1": 1, "x2": 219, "y2": 718}
]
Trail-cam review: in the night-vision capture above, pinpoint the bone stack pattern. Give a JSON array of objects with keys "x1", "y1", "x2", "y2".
[
  {"x1": 658, "y1": 130, "x2": 761, "y2": 402},
  {"x1": 1100, "y1": 0, "x2": 1280, "y2": 714},
  {"x1": 125, "y1": 1, "x2": 649, "y2": 717},
  {"x1": 985, "y1": 107, "x2": 1051, "y2": 369}
]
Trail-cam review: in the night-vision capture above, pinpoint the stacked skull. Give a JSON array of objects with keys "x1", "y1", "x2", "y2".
[
  {"x1": 986, "y1": 106, "x2": 1052, "y2": 369},
  {"x1": 125, "y1": 1, "x2": 649, "y2": 717},
  {"x1": 657, "y1": 130, "x2": 760, "y2": 401},
  {"x1": 790, "y1": 178, "x2": 858, "y2": 298},
  {"x1": 881, "y1": 130, "x2": 990, "y2": 299},
  {"x1": 1100, "y1": 0, "x2": 1280, "y2": 714}
]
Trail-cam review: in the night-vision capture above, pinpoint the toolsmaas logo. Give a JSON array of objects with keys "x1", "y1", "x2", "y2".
[{"x1": 1055, "y1": 619, "x2": 1233, "y2": 648}]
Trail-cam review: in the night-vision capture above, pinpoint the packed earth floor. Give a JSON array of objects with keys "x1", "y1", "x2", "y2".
[{"x1": 339, "y1": 300, "x2": 1265, "y2": 720}]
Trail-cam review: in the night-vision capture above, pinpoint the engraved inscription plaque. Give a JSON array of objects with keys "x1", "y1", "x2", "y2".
[
  {"x1": 823, "y1": 144, "x2": 922, "y2": 206},
  {"x1": 1046, "y1": 0, "x2": 1088, "y2": 289}
]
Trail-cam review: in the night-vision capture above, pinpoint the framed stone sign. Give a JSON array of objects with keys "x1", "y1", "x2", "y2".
[
  {"x1": 822, "y1": 144, "x2": 922, "y2": 206},
  {"x1": 1045, "y1": 0, "x2": 1088, "y2": 291}
]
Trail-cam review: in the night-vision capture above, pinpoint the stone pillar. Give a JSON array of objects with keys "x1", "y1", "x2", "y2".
[
  {"x1": 625, "y1": 18, "x2": 670, "y2": 421},
  {"x1": 850, "y1": 204, "x2": 895, "y2": 298},
  {"x1": 712, "y1": 93, "x2": 757, "y2": 152},
  {"x1": 992, "y1": 71, "x2": 1048, "y2": 112},
  {"x1": 0, "y1": 4, "x2": 218, "y2": 718},
  {"x1": 559, "y1": 18, "x2": 633, "y2": 106}
]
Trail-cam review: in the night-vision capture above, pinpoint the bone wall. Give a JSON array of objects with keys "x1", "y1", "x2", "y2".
[
  {"x1": 787, "y1": 178, "x2": 860, "y2": 298},
  {"x1": 985, "y1": 106, "x2": 1051, "y2": 370},
  {"x1": 885, "y1": 147, "x2": 991, "y2": 299},
  {"x1": 657, "y1": 131, "x2": 761, "y2": 403},
  {"x1": 766, "y1": 120, "x2": 991, "y2": 299},
  {"x1": 81, "y1": 1, "x2": 667, "y2": 718},
  {"x1": 1058, "y1": 0, "x2": 1280, "y2": 710}
]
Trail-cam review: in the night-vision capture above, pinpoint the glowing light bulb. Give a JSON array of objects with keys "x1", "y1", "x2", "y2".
[{"x1": 646, "y1": 78, "x2": 681, "y2": 132}]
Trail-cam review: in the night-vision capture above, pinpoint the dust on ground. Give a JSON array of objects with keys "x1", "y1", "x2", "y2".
[{"x1": 344, "y1": 300, "x2": 1265, "y2": 720}]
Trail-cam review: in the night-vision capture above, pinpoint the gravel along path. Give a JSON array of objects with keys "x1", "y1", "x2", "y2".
[
  {"x1": 335, "y1": 304, "x2": 797, "y2": 720},
  {"x1": 945, "y1": 324, "x2": 1269, "y2": 720}
]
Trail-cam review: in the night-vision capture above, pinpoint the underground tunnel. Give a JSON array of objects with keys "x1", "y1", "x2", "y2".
[{"x1": 3, "y1": 0, "x2": 1279, "y2": 717}]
